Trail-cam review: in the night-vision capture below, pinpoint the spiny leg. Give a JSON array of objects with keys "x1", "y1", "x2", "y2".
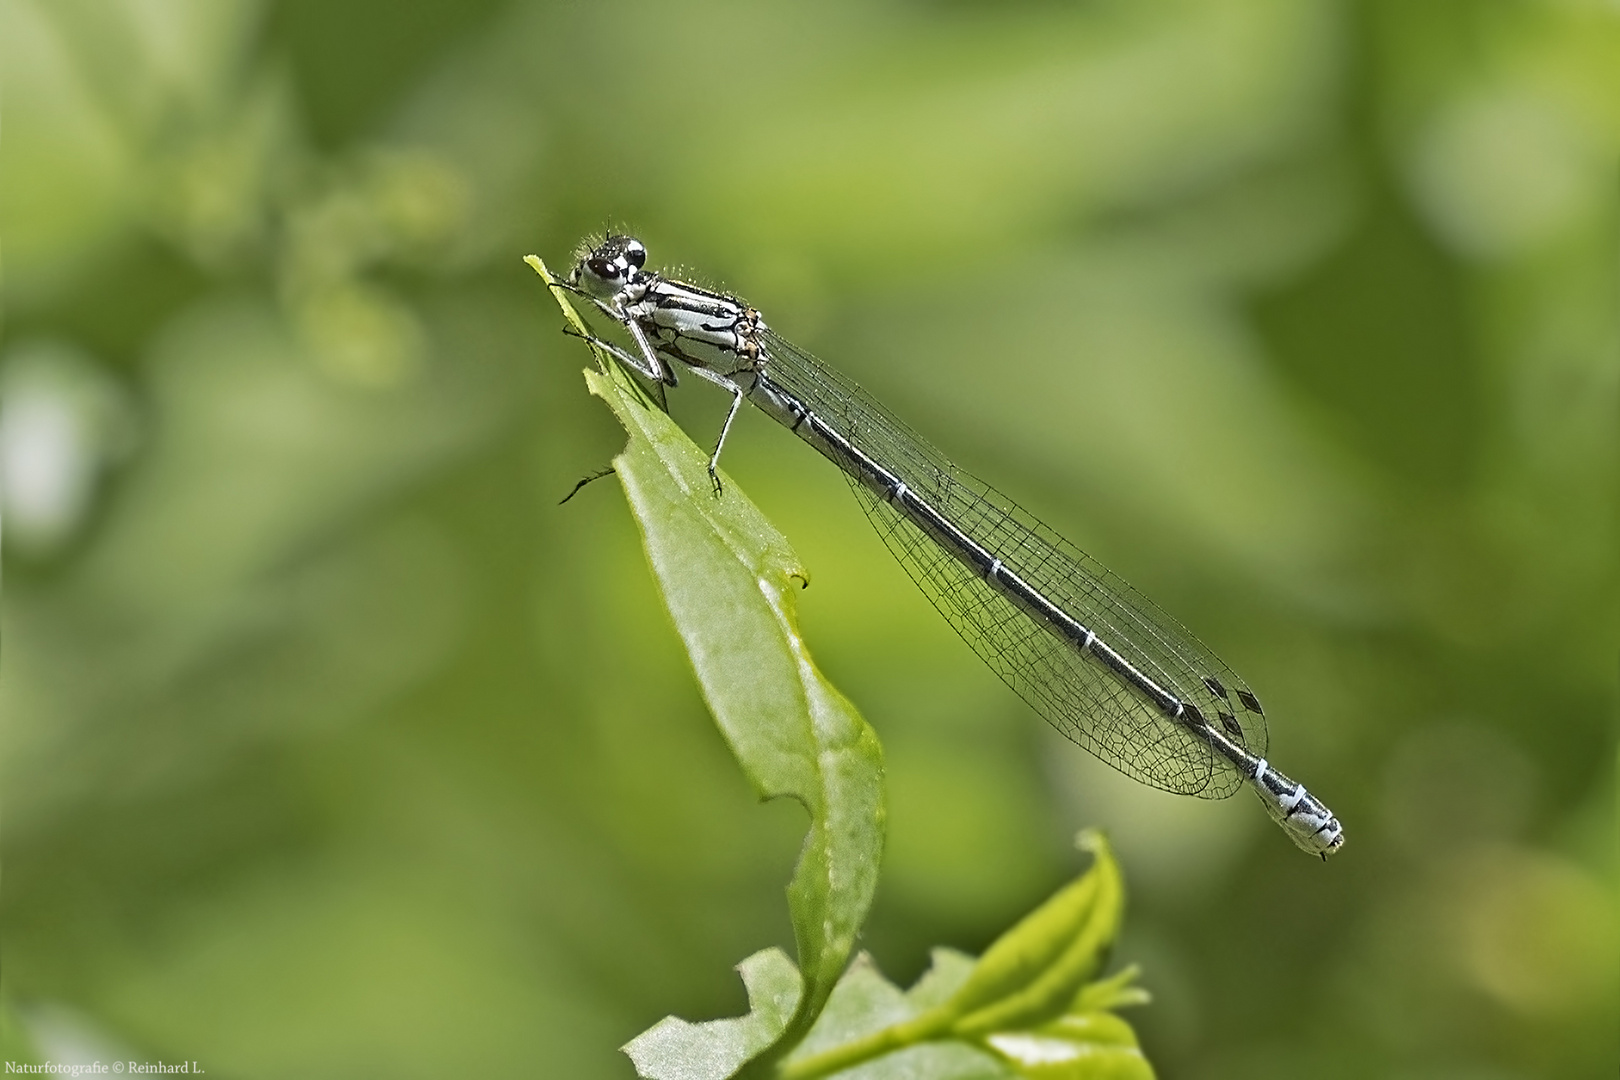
[
  {"x1": 560, "y1": 324, "x2": 663, "y2": 382},
  {"x1": 559, "y1": 325, "x2": 674, "y2": 411},
  {"x1": 624, "y1": 317, "x2": 677, "y2": 387},
  {"x1": 559, "y1": 466, "x2": 616, "y2": 505},
  {"x1": 703, "y1": 386, "x2": 747, "y2": 496},
  {"x1": 556, "y1": 280, "x2": 677, "y2": 387},
  {"x1": 673, "y1": 363, "x2": 757, "y2": 497}
]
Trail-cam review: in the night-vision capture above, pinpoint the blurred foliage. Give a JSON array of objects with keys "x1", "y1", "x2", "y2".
[{"x1": 0, "y1": 1, "x2": 1615, "y2": 1078}]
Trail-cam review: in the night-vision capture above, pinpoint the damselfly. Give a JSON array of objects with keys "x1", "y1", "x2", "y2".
[{"x1": 559, "y1": 234, "x2": 1344, "y2": 858}]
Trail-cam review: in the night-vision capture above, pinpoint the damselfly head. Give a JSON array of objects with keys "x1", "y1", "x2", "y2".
[{"x1": 574, "y1": 235, "x2": 647, "y2": 296}]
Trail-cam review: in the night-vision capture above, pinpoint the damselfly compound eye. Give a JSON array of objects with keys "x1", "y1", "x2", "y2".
[
  {"x1": 624, "y1": 239, "x2": 647, "y2": 268},
  {"x1": 587, "y1": 257, "x2": 619, "y2": 281}
]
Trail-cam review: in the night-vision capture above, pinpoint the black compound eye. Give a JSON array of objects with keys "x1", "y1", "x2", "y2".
[
  {"x1": 587, "y1": 257, "x2": 619, "y2": 280},
  {"x1": 624, "y1": 240, "x2": 646, "y2": 268}
]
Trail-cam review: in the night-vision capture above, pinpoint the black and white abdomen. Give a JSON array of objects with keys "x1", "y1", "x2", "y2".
[{"x1": 1249, "y1": 758, "x2": 1344, "y2": 858}]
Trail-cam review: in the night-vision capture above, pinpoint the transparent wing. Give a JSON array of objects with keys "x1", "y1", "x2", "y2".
[{"x1": 758, "y1": 328, "x2": 1266, "y2": 799}]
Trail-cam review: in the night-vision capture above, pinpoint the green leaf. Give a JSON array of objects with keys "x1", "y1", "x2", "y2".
[
  {"x1": 526, "y1": 256, "x2": 887, "y2": 1076},
  {"x1": 783, "y1": 952, "x2": 1005, "y2": 1080},
  {"x1": 623, "y1": 949, "x2": 805, "y2": 1080},
  {"x1": 777, "y1": 837, "x2": 1148, "y2": 1080},
  {"x1": 981, "y1": 1010, "x2": 1154, "y2": 1080},
  {"x1": 778, "y1": 945, "x2": 1153, "y2": 1079},
  {"x1": 948, "y1": 831, "x2": 1124, "y2": 1037},
  {"x1": 985, "y1": 968, "x2": 1154, "y2": 1080},
  {"x1": 1069, "y1": 965, "x2": 1151, "y2": 1015},
  {"x1": 528, "y1": 257, "x2": 1149, "y2": 1080}
]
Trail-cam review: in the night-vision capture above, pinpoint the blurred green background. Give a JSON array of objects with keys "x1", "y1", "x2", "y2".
[{"x1": 1, "y1": 1, "x2": 1615, "y2": 1077}]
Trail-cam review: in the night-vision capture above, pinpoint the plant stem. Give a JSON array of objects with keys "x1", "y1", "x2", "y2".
[{"x1": 775, "y1": 1007, "x2": 956, "y2": 1080}]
